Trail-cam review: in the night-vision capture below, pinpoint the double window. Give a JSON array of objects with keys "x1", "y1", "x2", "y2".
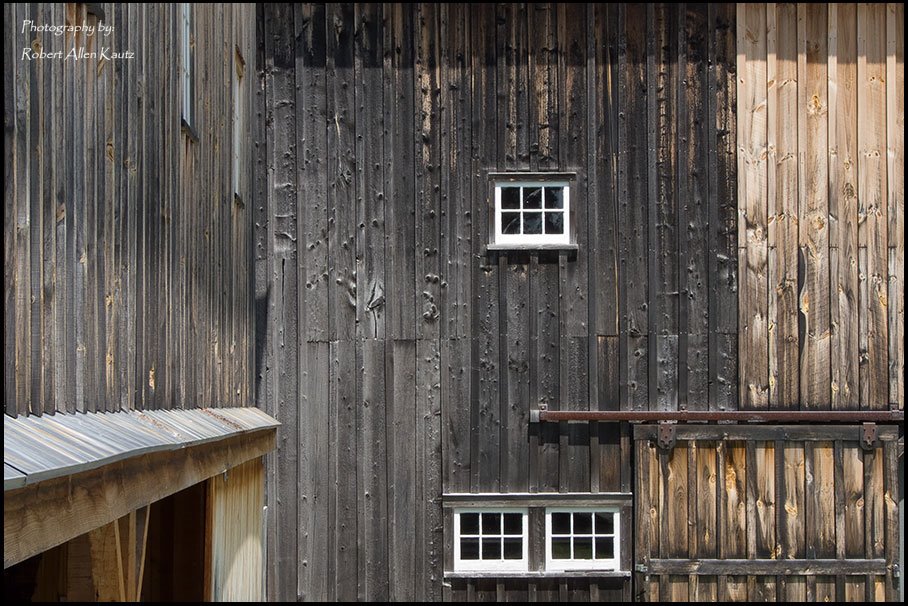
[{"x1": 452, "y1": 507, "x2": 621, "y2": 573}]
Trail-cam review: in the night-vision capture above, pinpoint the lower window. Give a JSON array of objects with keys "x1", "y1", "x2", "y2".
[
  {"x1": 545, "y1": 508, "x2": 620, "y2": 571},
  {"x1": 454, "y1": 508, "x2": 528, "y2": 572}
]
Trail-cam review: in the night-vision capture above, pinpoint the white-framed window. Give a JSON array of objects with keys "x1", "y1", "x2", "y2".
[
  {"x1": 453, "y1": 508, "x2": 528, "y2": 572},
  {"x1": 492, "y1": 181, "x2": 570, "y2": 246},
  {"x1": 180, "y1": 3, "x2": 194, "y2": 129},
  {"x1": 233, "y1": 45, "x2": 245, "y2": 201},
  {"x1": 545, "y1": 508, "x2": 620, "y2": 571}
]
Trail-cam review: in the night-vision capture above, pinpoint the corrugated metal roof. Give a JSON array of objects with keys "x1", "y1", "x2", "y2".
[{"x1": 4, "y1": 407, "x2": 279, "y2": 491}]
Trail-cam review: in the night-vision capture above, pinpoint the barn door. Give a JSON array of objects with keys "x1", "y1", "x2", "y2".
[{"x1": 633, "y1": 424, "x2": 900, "y2": 602}]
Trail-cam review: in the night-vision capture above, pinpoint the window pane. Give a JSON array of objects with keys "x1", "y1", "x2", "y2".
[
  {"x1": 503, "y1": 513, "x2": 522, "y2": 535},
  {"x1": 460, "y1": 513, "x2": 479, "y2": 535},
  {"x1": 524, "y1": 187, "x2": 543, "y2": 209},
  {"x1": 545, "y1": 187, "x2": 563, "y2": 209},
  {"x1": 574, "y1": 513, "x2": 593, "y2": 534},
  {"x1": 595, "y1": 536, "x2": 614, "y2": 559},
  {"x1": 523, "y1": 212, "x2": 543, "y2": 235},
  {"x1": 552, "y1": 538, "x2": 572, "y2": 559},
  {"x1": 574, "y1": 537, "x2": 593, "y2": 559},
  {"x1": 552, "y1": 513, "x2": 571, "y2": 535},
  {"x1": 594, "y1": 512, "x2": 614, "y2": 535},
  {"x1": 544, "y1": 211, "x2": 563, "y2": 235},
  {"x1": 501, "y1": 187, "x2": 520, "y2": 209},
  {"x1": 503, "y1": 538, "x2": 522, "y2": 560},
  {"x1": 502, "y1": 212, "x2": 521, "y2": 234},
  {"x1": 481, "y1": 513, "x2": 501, "y2": 534},
  {"x1": 482, "y1": 538, "x2": 502, "y2": 560},
  {"x1": 461, "y1": 538, "x2": 480, "y2": 560}
]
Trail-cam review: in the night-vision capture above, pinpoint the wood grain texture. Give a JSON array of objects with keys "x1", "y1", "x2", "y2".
[
  {"x1": 5, "y1": 4, "x2": 256, "y2": 417},
  {"x1": 737, "y1": 3, "x2": 770, "y2": 410},
  {"x1": 737, "y1": 3, "x2": 901, "y2": 413}
]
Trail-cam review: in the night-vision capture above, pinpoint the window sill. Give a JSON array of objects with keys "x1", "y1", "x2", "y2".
[
  {"x1": 181, "y1": 117, "x2": 199, "y2": 143},
  {"x1": 486, "y1": 243, "x2": 579, "y2": 253},
  {"x1": 444, "y1": 570, "x2": 630, "y2": 580}
]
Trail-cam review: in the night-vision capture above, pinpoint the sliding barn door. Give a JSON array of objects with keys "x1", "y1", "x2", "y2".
[{"x1": 634, "y1": 425, "x2": 900, "y2": 602}]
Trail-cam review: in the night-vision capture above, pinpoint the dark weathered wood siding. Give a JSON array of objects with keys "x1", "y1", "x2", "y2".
[
  {"x1": 4, "y1": 3, "x2": 257, "y2": 415},
  {"x1": 256, "y1": 3, "x2": 739, "y2": 601}
]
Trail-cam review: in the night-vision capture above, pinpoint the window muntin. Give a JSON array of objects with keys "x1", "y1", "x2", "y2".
[
  {"x1": 493, "y1": 181, "x2": 570, "y2": 246},
  {"x1": 454, "y1": 508, "x2": 528, "y2": 572},
  {"x1": 545, "y1": 508, "x2": 620, "y2": 571}
]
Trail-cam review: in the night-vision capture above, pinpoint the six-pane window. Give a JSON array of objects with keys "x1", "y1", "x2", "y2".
[
  {"x1": 454, "y1": 509, "x2": 528, "y2": 572},
  {"x1": 545, "y1": 508, "x2": 620, "y2": 571},
  {"x1": 493, "y1": 181, "x2": 570, "y2": 246}
]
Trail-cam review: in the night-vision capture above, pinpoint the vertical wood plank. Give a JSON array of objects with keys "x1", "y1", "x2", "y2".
[
  {"x1": 711, "y1": 4, "x2": 739, "y2": 412},
  {"x1": 831, "y1": 3, "x2": 860, "y2": 410},
  {"x1": 737, "y1": 3, "x2": 769, "y2": 410},
  {"x1": 384, "y1": 3, "x2": 416, "y2": 341},
  {"x1": 769, "y1": 2, "x2": 800, "y2": 410},
  {"x1": 354, "y1": 3, "x2": 385, "y2": 342},
  {"x1": 387, "y1": 340, "x2": 416, "y2": 601},
  {"x1": 798, "y1": 3, "x2": 830, "y2": 410},
  {"x1": 589, "y1": 3, "x2": 619, "y2": 338},
  {"x1": 857, "y1": 3, "x2": 889, "y2": 410},
  {"x1": 330, "y1": 337, "x2": 357, "y2": 601},
  {"x1": 681, "y1": 5, "x2": 711, "y2": 411},
  {"x1": 886, "y1": 3, "x2": 904, "y2": 411},
  {"x1": 470, "y1": 1, "x2": 500, "y2": 494},
  {"x1": 299, "y1": 342, "x2": 329, "y2": 601},
  {"x1": 298, "y1": 4, "x2": 328, "y2": 343},
  {"x1": 358, "y1": 339, "x2": 388, "y2": 600}
]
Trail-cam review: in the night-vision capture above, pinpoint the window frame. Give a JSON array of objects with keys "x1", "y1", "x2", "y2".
[
  {"x1": 232, "y1": 45, "x2": 246, "y2": 203},
  {"x1": 493, "y1": 181, "x2": 571, "y2": 246},
  {"x1": 453, "y1": 508, "x2": 529, "y2": 573},
  {"x1": 544, "y1": 507, "x2": 621, "y2": 572},
  {"x1": 180, "y1": 3, "x2": 195, "y2": 134},
  {"x1": 487, "y1": 172, "x2": 578, "y2": 251}
]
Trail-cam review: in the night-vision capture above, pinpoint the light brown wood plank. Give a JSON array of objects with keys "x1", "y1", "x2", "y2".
[
  {"x1": 831, "y1": 4, "x2": 860, "y2": 410},
  {"x1": 798, "y1": 3, "x2": 830, "y2": 410},
  {"x1": 768, "y1": 3, "x2": 799, "y2": 410},
  {"x1": 887, "y1": 3, "x2": 904, "y2": 410},
  {"x1": 857, "y1": 3, "x2": 889, "y2": 410},
  {"x1": 737, "y1": 3, "x2": 770, "y2": 409}
]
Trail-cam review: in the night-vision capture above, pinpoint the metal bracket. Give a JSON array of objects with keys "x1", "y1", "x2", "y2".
[
  {"x1": 657, "y1": 424, "x2": 676, "y2": 450},
  {"x1": 634, "y1": 563, "x2": 648, "y2": 573},
  {"x1": 861, "y1": 423, "x2": 878, "y2": 451},
  {"x1": 530, "y1": 403, "x2": 547, "y2": 424}
]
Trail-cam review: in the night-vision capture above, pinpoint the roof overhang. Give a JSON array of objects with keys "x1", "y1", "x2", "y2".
[{"x1": 4, "y1": 407, "x2": 279, "y2": 568}]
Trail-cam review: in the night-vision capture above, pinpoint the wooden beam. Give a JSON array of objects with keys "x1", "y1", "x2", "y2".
[
  {"x1": 633, "y1": 424, "x2": 899, "y2": 443},
  {"x1": 4, "y1": 429, "x2": 275, "y2": 568},
  {"x1": 646, "y1": 558, "x2": 888, "y2": 576}
]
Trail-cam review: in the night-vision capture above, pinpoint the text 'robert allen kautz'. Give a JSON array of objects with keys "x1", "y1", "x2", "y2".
[{"x1": 19, "y1": 19, "x2": 135, "y2": 61}]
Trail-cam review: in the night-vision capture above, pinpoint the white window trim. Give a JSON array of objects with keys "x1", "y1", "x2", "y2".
[
  {"x1": 545, "y1": 507, "x2": 621, "y2": 572},
  {"x1": 233, "y1": 46, "x2": 245, "y2": 200},
  {"x1": 181, "y1": 3, "x2": 193, "y2": 128},
  {"x1": 453, "y1": 508, "x2": 529, "y2": 572},
  {"x1": 493, "y1": 181, "x2": 571, "y2": 246}
]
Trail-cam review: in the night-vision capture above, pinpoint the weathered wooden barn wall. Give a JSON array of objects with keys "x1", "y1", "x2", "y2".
[
  {"x1": 4, "y1": 2, "x2": 257, "y2": 416},
  {"x1": 736, "y1": 3, "x2": 904, "y2": 411},
  {"x1": 256, "y1": 3, "x2": 738, "y2": 601},
  {"x1": 635, "y1": 425, "x2": 901, "y2": 602}
]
